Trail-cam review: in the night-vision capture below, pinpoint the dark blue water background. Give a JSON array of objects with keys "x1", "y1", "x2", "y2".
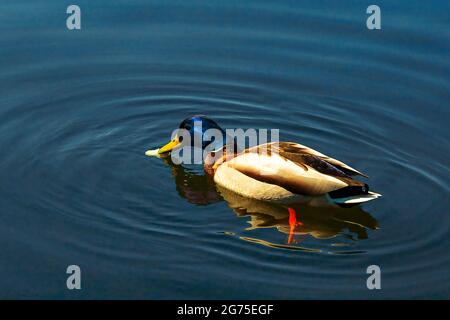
[{"x1": 0, "y1": 0, "x2": 449, "y2": 298}]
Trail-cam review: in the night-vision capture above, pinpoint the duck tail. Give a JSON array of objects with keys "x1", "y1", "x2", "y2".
[{"x1": 328, "y1": 184, "x2": 381, "y2": 207}]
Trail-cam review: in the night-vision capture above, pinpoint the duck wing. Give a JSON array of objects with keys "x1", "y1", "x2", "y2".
[
  {"x1": 273, "y1": 142, "x2": 369, "y2": 178},
  {"x1": 224, "y1": 142, "x2": 367, "y2": 196}
]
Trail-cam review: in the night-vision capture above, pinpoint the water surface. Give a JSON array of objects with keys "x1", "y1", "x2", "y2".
[{"x1": 0, "y1": 0, "x2": 449, "y2": 299}]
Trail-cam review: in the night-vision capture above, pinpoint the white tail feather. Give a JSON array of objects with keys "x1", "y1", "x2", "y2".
[{"x1": 332, "y1": 191, "x2": 381, "y2": 205}]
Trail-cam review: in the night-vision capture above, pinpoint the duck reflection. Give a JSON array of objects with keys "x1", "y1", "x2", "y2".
[
  {"x1": 218, "y1": 186, "x2": 378, "y2": 244},
  {"x1": 161, "y1": 156, "x2": 222, "y2": 205},
  {"x1": 161, "y1": 156, "x2": 378, "y2": 246}
]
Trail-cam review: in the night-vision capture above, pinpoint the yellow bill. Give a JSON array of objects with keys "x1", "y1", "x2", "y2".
[{"x1": 157, "y1": 139, "x2": 181, "y2": 154}]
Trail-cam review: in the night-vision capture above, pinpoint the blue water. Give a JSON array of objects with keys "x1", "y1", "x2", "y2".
[{"x1": 0, "y1": 0, "x2": 449, "y2": 299}]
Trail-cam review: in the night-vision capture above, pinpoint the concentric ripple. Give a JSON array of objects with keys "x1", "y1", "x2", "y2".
[{"x1": 0, "y1": 0, "x2": 449, "y2": 299}]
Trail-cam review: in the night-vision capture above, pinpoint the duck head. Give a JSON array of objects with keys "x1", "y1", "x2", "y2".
[{"x1": 148, "y1": 115, "x2": 226, "y2": 155}]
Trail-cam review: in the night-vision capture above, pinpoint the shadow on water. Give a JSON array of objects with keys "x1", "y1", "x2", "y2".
[{"x1": 160, "y1": 155, "x2": 379, "y2": 252}]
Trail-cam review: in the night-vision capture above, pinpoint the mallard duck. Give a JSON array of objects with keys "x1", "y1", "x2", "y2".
[{"x1": 146, "y1": 115, "x2": 381, "y2": 207}]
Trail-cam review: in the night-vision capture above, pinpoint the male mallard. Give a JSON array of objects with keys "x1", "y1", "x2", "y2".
[{"x1": 146, "y1": 115, "x2": 381, "y2": 207}]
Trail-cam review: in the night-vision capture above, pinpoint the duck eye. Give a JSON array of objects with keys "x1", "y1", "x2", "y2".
[
  {"x1": 210, "y1": 151, "x2": 215, "y2": 157},
  {"x1": 178, "y1": 136, "x2": 184, "y2": 142}
]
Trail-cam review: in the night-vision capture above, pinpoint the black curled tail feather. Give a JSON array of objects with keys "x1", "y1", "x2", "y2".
[{"x1": 328, "y1": 184, "x2": 369, "y2": 199}]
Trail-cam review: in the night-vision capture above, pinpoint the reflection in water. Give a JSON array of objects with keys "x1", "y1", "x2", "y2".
[
  {"x1": 162, "y1": 158, "x2": 378, "y2": 251},
  {"x1": 161, "y1": 156, "x2": 222, "y2": 205}
]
